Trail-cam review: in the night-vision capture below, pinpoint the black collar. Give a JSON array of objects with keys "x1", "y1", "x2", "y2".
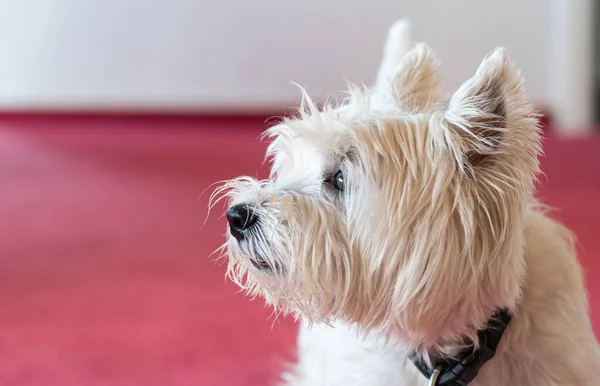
[{"x1": 410, "y1": 308, "x2": 512, "y2": 386}]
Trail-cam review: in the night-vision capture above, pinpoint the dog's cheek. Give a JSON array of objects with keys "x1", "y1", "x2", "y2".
[{"x1": 276, "y1": 198, "x2": 357, "y2": 319}]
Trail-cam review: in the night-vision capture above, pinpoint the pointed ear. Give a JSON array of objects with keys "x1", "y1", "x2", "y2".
[
  {"x1": 373, "y1": 20, "x2": 442, "y2": 111},
  {"x1": 374, "y1": 19, "x2": 413, "y2": 92},
  {"x1": 388, "y1": 43, "x2": 443, "y2": 111},
  {"x1": 444, "y1": 48, "x2": 539, "y2": 167}
]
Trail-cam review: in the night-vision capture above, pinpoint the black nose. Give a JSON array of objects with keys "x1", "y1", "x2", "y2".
[{"x1": 226, "y1": 203, "x2": 258, "y2": 240}]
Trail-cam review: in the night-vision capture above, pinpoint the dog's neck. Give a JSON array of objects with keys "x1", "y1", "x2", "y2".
[{"x1": 409, "y1": 308, "x2": 512, "y2": 385}]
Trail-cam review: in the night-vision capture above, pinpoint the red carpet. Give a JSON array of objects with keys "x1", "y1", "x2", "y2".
[{"x1": 0, "y1": 116, "x2": 598, "y2": 385}]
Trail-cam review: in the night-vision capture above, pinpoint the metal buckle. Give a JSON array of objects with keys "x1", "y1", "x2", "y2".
[{"x1": 428, "y1": 366, "x2": 443, "y2": 386}]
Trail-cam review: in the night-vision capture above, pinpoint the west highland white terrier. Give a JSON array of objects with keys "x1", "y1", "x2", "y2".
[{"x1": 214, "y1": 20, "x2": 600, "y2": 385}]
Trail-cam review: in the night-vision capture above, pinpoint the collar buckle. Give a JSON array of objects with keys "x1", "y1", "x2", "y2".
[{"x1": 428, "y1": 366, "x2": 442, "y2": 386}]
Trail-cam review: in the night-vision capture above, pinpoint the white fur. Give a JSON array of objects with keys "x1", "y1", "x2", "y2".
[{"x1": 214, "y1": 19, "x2": 600, "y2": 385}]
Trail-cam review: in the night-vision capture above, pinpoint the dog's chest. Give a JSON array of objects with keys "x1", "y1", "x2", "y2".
[{"x1": 286, "y1": 319, "x2": 425, "y2": 386}]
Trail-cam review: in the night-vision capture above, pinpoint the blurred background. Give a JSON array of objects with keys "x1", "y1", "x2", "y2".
[{"x1": 0, "y1": 1, "x2": 598, "y2": 385}]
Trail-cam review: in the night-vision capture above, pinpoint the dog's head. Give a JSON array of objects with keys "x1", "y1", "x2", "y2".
[{"x1": 214, "y1": 22, "x2": 541, "y2": 350}]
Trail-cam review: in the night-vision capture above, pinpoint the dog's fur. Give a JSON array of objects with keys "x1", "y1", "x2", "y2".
[{"x1": 214, "y1": 19, "x2": 600, "y2": 385}]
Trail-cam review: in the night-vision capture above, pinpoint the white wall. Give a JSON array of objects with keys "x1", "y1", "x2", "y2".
[
  {"x1": 0, "y1": 0, "x2": 563, "y2": 115},
  {"x1": 547, "y1": 0, "x2": 594, "y2": 132}
]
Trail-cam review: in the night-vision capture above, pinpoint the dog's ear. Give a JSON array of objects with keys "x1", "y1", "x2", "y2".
[
  {"x1": 373, "y1": 19, "x2": 412, "y2": 93},
  {"x1": 443, "y1": 48, "x2": 539, "y2": 168},
  {"x1": 378, "y1": 42, "x2": 443, "y2": 112}
]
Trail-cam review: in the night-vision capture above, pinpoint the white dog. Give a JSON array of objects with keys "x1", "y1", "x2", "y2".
[{"x1": 215, "y1": 19, "x2": 600, "y2": 385}]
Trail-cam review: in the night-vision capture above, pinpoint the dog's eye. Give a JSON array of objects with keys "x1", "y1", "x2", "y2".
[{"x1": 332, "y1": 170, "x2": 345, "y2": 191}]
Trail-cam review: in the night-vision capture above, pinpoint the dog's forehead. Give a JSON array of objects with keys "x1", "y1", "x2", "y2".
[{"x1": 265, "y1": 113, "x2": 358, "y2": 179}]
